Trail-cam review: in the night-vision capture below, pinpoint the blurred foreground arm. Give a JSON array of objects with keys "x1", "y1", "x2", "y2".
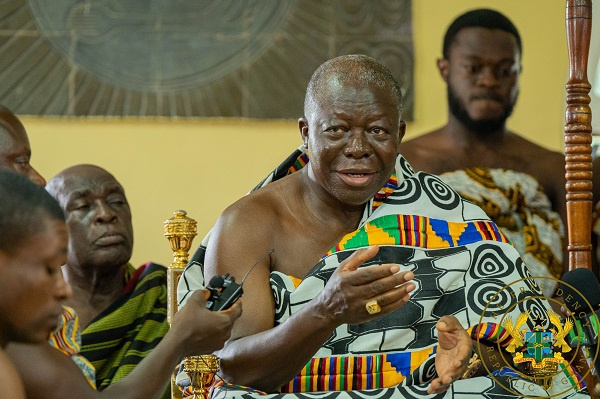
[{"x1": 7, "y1": 289, "x2": 241, "y2": 399}]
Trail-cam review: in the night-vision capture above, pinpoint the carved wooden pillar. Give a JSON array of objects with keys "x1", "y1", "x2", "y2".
[
  {"x1": 565, "y1": 3, "x2": 598, "y2": 394},
  {"x1": 565, "y1": 0, "x2": 593, "y2": 271}
]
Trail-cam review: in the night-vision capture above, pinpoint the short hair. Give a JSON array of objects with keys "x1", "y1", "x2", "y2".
[
  {"x1": 442, "y1": 9, "x2": 522, "y2": 59},
  {"x1": 0, "y1": 170, "x2": 64, "y2": 253},
  {"x1": 304, "y1": 54, "x2": 403, "y2": 119}
]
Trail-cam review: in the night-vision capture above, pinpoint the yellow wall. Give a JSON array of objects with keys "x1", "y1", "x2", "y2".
[{"x1": 21, "y1": 1, "x2": 569, "y2": 267}]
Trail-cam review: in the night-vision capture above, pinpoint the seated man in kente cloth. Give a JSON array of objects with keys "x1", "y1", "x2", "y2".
[
  {"x1": 5, "y1": 159, "x2": 242, "y2": 399},
  {"x1": 400, "y1": 9, "x2": 566, "y2": 297},
  {"x1": 178, "y1": 55, "x2": 587, "y2": 398},
  {"x1": 44, "y1": 164, "x2": 169, "y2": 389}
]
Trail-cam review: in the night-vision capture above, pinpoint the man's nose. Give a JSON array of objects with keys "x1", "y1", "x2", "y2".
[
  {"x1": 95, "y1": 201, "x2": 118, "y2": 223},
  {"x1": 344, "y1": 130, "x2": 372, "y2": 158},
  {"x1": 29, "y1": 166, "x2": 46, "y2": 187},
  {"x1": 56, "y1": 271, "x2": 72, "y2": 301},
  {"x1": 476, "y1": 66, "x2": 500, "y2": 87}
]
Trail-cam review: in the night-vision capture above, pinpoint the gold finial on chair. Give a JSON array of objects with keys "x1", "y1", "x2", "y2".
[
  {"x1": 164, "y1": 210, "x2": 197, "y2": 325},
  {"x1": 184, "y1": 354, "x2": 220, "y2": 399},
  {"x1": 164, "y1": 210, "x2": 219, "y2": 399},
  {"x1": 165, "y1": 210, "x2": 199, "y2": 399},
  {"x1": 164, "y1": 210, "x2": 198, "y2": 269}
]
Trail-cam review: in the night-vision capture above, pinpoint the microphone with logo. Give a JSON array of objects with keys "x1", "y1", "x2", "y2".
[{"x1": 559, "y1": 268, "x2": 600, "y2": 388}]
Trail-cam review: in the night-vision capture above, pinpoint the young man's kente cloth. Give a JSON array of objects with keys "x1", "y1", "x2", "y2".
[
  {"x1": 439, "y1": 168, "x2": 564, "y2": 297},
  {"x1": 178, "y1": 149, "x2": 587, "y2": 399},
  {"x1": 49, "y1": 306, "x2": 96, "y2": 388},
  {"x1": 81, "y1": 262, "x2": 169, "y2": 392}
]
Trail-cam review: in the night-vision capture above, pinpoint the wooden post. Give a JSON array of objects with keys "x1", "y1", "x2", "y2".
[
  {"x1": 565, "y1": 0, "x2": 593, "y2": 271},
  {"x1": 565, "y1": 2, "x2": 599, "y2": 397}
]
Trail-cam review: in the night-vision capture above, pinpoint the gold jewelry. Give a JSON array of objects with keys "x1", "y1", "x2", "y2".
[
  {"x1": 365, "y1": 299, "x2": 381, "y2": 315},
  {"x1": 461, "y1": 353, "x2": 481, "y2": 379}
]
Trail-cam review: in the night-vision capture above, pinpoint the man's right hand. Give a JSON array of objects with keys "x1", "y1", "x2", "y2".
[
  {"x1": 172, "y1": 289, "x2": 243, "y2": 356},
  {"x1": 315, "y1": 245, "x2": 415, "y2": 326}
]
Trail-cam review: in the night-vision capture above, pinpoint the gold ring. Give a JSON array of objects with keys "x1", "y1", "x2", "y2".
[{"x1": 365, "y1": 299, "x2": 381, "y2": 315}]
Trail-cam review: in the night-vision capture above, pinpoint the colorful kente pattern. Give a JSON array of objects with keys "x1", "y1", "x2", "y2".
[
  {"x1": 178, "y1": 151, "x2": 588, "y2": 399},
  {"x1": 48, "y1": 305, "x2": 96, "y2": 388},
  {"x1": 560, "y1": 362, "x2": 586, "y2": 390},
  {"x1": 280, "y1": 347, "x2": 436, "y2": 393},
  {"x1": 327, "y1": 214, "x2": 510, "y2": 256},
  {"x1": 468, "y1": 322, "x2": 585, "y2": 391},
  {"x1": 372, "y1": 171, "x2": 399, "y2": 212},
  {"x1": 286, "y1": 152, "x2": 309, "y2": 175},
  {"x1": 468, "y1": 322, "x2": 512, "y2": 348}
]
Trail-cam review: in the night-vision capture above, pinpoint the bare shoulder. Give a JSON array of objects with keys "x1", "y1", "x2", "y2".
[
  {"x1": 507, "y1": 134, "x2": 565, "y2": 177},
  {"x1": 6, "y1": 343, "x2": 97, "y2": 399},
  {"x1": 506, "y1": 133, "x2": 566, "y2": 208},
  {"x1": 216, "y1": 175, "x2": 295, "y2": 238},
  {"x1": 509, "y1": 133, "x2": 563, "y2": 158},
  {"x1": 0, "y1": 349, "x2": 25, "y2": 399},
  {"x1": 206, "y1": 174, "x2": 301, "y2": 279},
  {"x1": 401, "y1": 130, "x2": 447, "y2": 153},
  {"x1": 400, "y1": 130, "x2": 451, "y2": 172}
]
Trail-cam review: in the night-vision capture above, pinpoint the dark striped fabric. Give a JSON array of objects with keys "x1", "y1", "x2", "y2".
[{"x1": 80, "y1": 262, "x2": 169, "y2": 393}]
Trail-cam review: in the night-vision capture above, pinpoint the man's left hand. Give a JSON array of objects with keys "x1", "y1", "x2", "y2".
[{"x1": 428, "y1": 315, "x2": 472, "y2": 394}]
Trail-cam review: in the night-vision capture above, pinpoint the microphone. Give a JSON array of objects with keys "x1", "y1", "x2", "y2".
[
  {"x1": 559, "y1": 268, "x2": 600, "y2": 380},
  {"x1": 204, "y1": 249, "x2": 274, "y2": 311},
  {"x1": 208, "y1": 275, "x2": 225, "y2": 289}
]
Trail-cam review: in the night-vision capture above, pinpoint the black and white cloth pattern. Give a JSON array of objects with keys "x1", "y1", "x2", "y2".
[{"x1": 178, "y1": 152, "x2": 589, "y2": 399}]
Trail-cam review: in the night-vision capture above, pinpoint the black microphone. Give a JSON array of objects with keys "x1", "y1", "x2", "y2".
[
  {"x1": 559, "y1": 268, "x2": 600, "y2": 380},
  {"x1": 208, "y1": 275, "x2": 225, "y2": 289}
]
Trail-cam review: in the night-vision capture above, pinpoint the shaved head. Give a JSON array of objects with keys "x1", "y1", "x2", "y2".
[
  {"x1": 304, "y1": 55, "x2": 403, "y2": 121},
  {"x1": 46, "y1": 164, "x2": 121, "y2": 206},
  {"x1": 47, "y1": 164, "x2": 134, "y2": 272}
]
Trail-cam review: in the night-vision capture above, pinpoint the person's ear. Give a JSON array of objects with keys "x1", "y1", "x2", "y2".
[
  {"x1": 298, "y1": 117, "x2": 309, "y2": 149},
  {"x1": 397, "y1": 121, "x2": 406, "y2": 152},
  {"x1": 437, "y1": 58, "x2": 450, "y2": 82}
]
